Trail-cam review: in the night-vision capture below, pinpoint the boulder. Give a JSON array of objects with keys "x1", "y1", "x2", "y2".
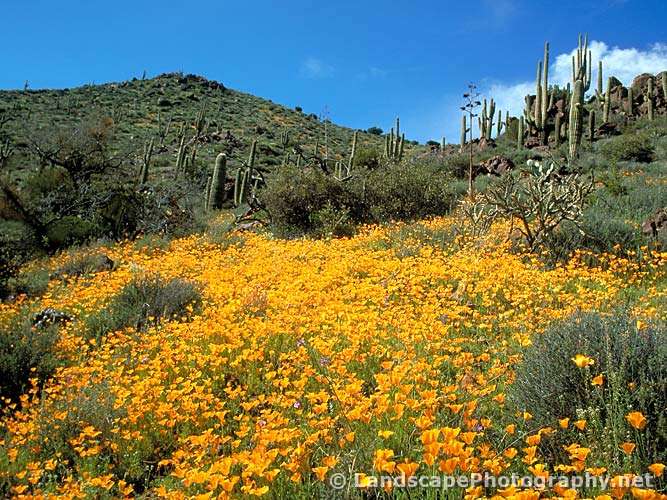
[
  {"x1": 631, "y1": 73, "x2": 654, "y2": 94},
  {"x1": 641, "y1": 208, "x2": 667, "y2": 238},
  {"x1": 596, "y1": 122, "x2": 620, "y2": 137},
  {"x1": 33, "y1": 308, "x2": 73, "y2": 329},
  {"x1": 480, "y1": 155, "x2": 515, "y2": 176}
]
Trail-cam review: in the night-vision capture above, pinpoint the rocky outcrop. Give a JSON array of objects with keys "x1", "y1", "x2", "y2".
[
  {"x1": 479, "y1": 155, "x2": 515, "y2": 176},
  {"x1": 641, "y1": 208, "x2": 667, "y2": 239}
]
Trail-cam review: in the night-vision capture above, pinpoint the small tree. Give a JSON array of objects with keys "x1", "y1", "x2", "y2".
[{"x1": 460, "y1": 84, "x2": 481, "y2": 197}]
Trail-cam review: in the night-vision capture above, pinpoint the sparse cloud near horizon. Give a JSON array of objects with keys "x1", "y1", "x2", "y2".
[
  {"x1": 434, "y1": 40, "x2": 667, "y2": 143},
  {"x1": 299, "y1": 57, "x2": 334, "y2": 79}
]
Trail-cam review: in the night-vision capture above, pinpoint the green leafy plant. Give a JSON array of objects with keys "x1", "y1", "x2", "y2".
[{"x1": 508, "y1": 310, "x2": 666, "y2": 468}]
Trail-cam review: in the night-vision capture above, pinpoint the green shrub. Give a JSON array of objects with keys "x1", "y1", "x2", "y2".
[
  {"x1": 0, "y1": 311, "x2": 61, "y2": 404},
  {"x1": 260, "y1": 165, "x2": 367, "y2": 238},
  {"x1": 354, "y1": 147, "x2": 381, "y2": 170},
  {"x1": 599, "y1": 133, "x2": 655, "y2": 163},
  {"x1": 0, "y1": 221, "x2": 39, "y2": 299},
  {"x1": 508, "y1": 310, "x2": 666, "y2": 467},
  {"x1": 364, "y1": 162, "x2": 464, "y2": 221},
  {"x1": 439, "y1": 153, "x2": 470, "y2": 178},
  {"x1": 309, "y1": 202, "x2": 356, "y2": 238},
  {"x1": 261, "y1": 161, "x2": 465, "y2": 237},
  {"x1": 7, "y1": 269, "x2": 50, "y2": 297},
  {"x1": 45, "y1": 216, "x2": 97, "y2": 249},
  {"x1": 85, "y1": 274, "x2": 201, "y2": 340}
]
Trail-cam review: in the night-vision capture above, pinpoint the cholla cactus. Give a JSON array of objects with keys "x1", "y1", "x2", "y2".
[{"x1": 482, "y1": 162, "x2": 594, "y2": 255}]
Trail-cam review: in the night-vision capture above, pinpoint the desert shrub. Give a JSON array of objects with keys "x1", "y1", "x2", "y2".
[
  {"x1": 6, "y1": 269, "x2": 50, "y2": 297},
  {"x1": 508, "y1": 310, "x2": 666, "y2": 467},
  {"x1": 0, "y1": 311, "x2": 61, "y2": 404},
  {"x1": 44, "y1": 216, "x2": 97, "y2": 248},
  {"x1": 0, "y1": 221, "x2": 38, "y2": 299},
  {"x1": 136, "y1": 182, "x2": 207, "y2": 238},
  {"x1": 260, "y1": 165, "x2": 367, "y2": 238},
  {"x1": 599, "y1": 132, "x2": 655, "y2": 163},
  {"x1": 308, "y1": 201, "x2": 356, "y2": 238},
  {"x1": 54, "y1": 252, "x2": 114, "y2": 279},
  {"x1": 364, "y1": 162, "x2": 464, "y2": 221},
  {"x1": 366, "y1": 126, "x2": 383, "y2": 135},
  {"x1": 354, "y1": 147, "x2": 381, "y2": 170},
  {"x1": 85, "y1": 274, "x2": 201, "y2": 340},
  {"x1": 439, "y1": 153, "x2": 470, "y2": 178},
  {"x1": 262, "y1": 162, "x2": 465, "y2": 237}
]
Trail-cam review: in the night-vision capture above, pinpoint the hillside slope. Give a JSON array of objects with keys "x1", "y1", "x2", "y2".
[{"x1": 0, "y1": 73, "x2": 403, "y2": 178}]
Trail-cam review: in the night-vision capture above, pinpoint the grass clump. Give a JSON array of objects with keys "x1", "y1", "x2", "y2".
[
  {"x1": 53, "y1": 252, "x2": 114, "y2": 279},
  {"x1": 85, "y1": 273, "x2": 201, "y2": 340},
  {"x1": 508, "y1": 310, "x2": 666, "y2": 468}
]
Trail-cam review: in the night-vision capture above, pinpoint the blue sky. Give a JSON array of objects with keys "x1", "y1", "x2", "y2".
[{"x1": 1, "y1": 0, "x2": 666, "y2": 142}]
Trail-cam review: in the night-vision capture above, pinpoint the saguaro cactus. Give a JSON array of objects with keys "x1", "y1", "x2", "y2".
[
  {"x1": 348, "y1": 130, "x2": 358, "y2": 170},
  {"x1": 208, "y1": 153, "x2": 227, "y2": 210},
  {"x1": 139, "y1": 137, "x2": 154, "y2": 184},
  {"x1": 572, "y1": 34, "x2": 592, "y2": 91},
  {"x1": 517, "y1": 116, "x2": 524, "y2": 149},
  {"x1": 603, "y1": 77, "x2": 611, "y2": 123},
  {"x1": 385, "y1": 117, "x2": 404, "y2": 160},
  {"x1": 234, "y1": 140, "x2": 258, "y2": 206},
  {"x1": 647, "y1": 78, "x2": 655, "y2": 121},
  {"x1": 569, "y1": 79, "x2": 584, "y2": 159},
  {"x1": 588, "y1": 110, "x2": 595, "y2": 143},
  {"x1": 627, "y1": 87, "x2": 634, "y2": 115},
  {"x1": 554, "y1": 113, "x2": 562, "y2": 146},
  {"x1": 541, "y1": 42, "x2": 550, "y2": 133}
]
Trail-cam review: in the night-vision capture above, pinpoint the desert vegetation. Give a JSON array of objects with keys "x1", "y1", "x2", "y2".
[{"x1": 0, "y1": 34, "x2": 666, "y2": 498}]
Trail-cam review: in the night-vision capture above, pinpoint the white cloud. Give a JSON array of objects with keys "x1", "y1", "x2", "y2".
[
  {"x1": 483, "y1": 0, "x2": 516, "y2": 23},
  {"x1": 299, "y1": 57, "x2": 334, "y2": 79},
  {"x1": 435, "y1": 41, "x2": 667, "y2": 143}
]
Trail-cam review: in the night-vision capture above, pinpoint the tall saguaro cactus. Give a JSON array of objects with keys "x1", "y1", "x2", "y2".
[
  {"x1": 208, "y1": 153, "x2": 227, "y2": 210},
  {"x1": 569, "y1": 80, "x2": 584, "y2": 159},
  {"x1": 541, "y1": 42, "x2": 550, "y2": 134},
  {"x1": 234, "y1": 140, "x2": 258, "y2": 207},
  {"x1": 139, "y1": 137, "x2": 154, "y2": 184},
  {"x1": 627, "y1": 87, "x2": 634, "y2": 115},
  {"x1": 572, "y1": 34, "x2": 592, "y2": 92},
  {"x1": 348, "y1": 130, "x2": 358, "y2": 170},
  {"x1": 385, "y1": 117, "x2": 404, "y2": 161},
  {"x1": 647, "y1": 79, "x2": 655, "y2": 121},
  {"x1": 603, "y1": 77, "x2": 612, "y2": 123}
]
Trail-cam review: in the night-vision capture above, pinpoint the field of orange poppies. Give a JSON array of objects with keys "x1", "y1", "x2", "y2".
[{"x1": 1, "y1": 216, "x2": 666, "y2": 499}]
